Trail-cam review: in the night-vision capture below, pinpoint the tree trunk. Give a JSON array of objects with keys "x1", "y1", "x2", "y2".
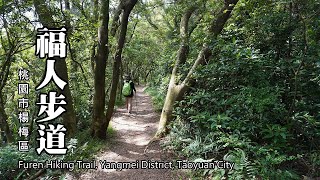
[
  {"x1": 156, "y1": 0, "x2": 239, "y2": 137},
  {"x1": 155, "y1": 6, "x2": 195, "y2": 137},
  {"x1": 118, "y1": 61, "x2": 124, "y2": 101},
  {"x1": 0, "y1": 20, "x2": 16, "y2": 143},
  {"x1": 91, "y1": 0, "x2": 109, "y2": 139},
  {"x1": 0, "y1": 50, "x2": 14, "y2": 143},
  {"x1": 156, "y1": 81, "x2": 179, "y2": 137},
  {"x1": 33, "y1": 0, "x2": 77, "y2": 137},
  {"x1": 156, "y1": 46, "x2": 210, "y2": 137},
  {"x1": 0, "y1": 93, "x2": 13, "y2": 143},
  {"x1": 55, "y1": 60, "x2": 77, "y2": 137},
  {"x1": 105, "y1": 0, "x2": 138, "y2": 128}
]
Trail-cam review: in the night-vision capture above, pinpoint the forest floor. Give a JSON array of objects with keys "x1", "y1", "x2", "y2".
[{"x1": 66, "y1": 86, "x2": 186, "y2": 180}]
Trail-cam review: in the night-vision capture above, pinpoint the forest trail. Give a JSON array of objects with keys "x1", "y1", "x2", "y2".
[{"x1": 67, "y1": 86, "x2": 184, "y2": 180}]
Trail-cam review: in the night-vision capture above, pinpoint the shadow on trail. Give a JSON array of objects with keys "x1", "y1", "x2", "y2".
[{"x1": 67, "y1": 86, "x2": 185, "y2": 180}]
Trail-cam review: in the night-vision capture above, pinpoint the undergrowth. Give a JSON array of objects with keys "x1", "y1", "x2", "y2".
[
  {"x1": 144, "y1": 86, "x2": 166, "y2": 112},
  {"x1": 150, "y1": 37, "x2": 320, "y2": 179},
  {"x1": 0, "y1": 125, "x2": 114, "y2": 179}
]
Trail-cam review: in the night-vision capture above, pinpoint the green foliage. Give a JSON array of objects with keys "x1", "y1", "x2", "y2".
[
  {"x1": 64, "y1": 130, "x2": 108, "y2": 162},
  {"x1": 1, "y1": 0, "x2": 320, "y2": 179},
  {"x1": 161, "y1": 1, "x2": 320, "y2": 177},
  {"x1": 0, "y1": 128, "x2": 110, "y2": 179},
  {"x1": 144, "y1": 86, "x2": 167, "y2": 112},
  {"x1": 64, "y1": 125, "x2": 115, "y2": 162},
  {"x1": 115, "y1": 96, "x2": 125, "y2": 108},
  {"x1": 0, "y1": 145, "x2": 50, "y2": 179}
]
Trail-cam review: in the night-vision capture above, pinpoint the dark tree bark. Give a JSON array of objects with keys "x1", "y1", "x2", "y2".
[
  {"x1": 90, "y1": 0, "x2": 99, "y2": 73},
  {"x1": 105, "y1": 0, "x2": 138, "y2": 128},
  {"x1": 0, "y1": 57, "x2": 14, "y2": 143},
  {"x1": 91, "y1": 0, "x2": 109, "y2": 139},
  {"x1": 0, "y1": 100, "x2": 13, "y2": 143},
  {"x1": 33, "y1": 0, "x2": 77, "y2": 137},
  {"x1": 110, "y1": 2, "x2": 124, "y2": 37},
  {"x1": 0, "y1": 17, "x2": 28, "y2": 143}
]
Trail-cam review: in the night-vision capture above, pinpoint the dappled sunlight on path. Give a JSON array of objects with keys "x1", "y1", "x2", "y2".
[{"x1": 67, "y1": 86, "x2": 183, "y2": 180}]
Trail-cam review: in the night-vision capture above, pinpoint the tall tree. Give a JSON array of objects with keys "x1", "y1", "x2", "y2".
[
  {"x1": 91, "y1": 0, "x2": 138, "y2": 139},
  {"x1": 0, "y1": 54, "x2": 14, "y2": 143},
  {"x1": 105, "y1": 0, "x2": 138, "y2": 128},
  {"x1": 33, "y1": 0, "x2": 77, "y2": 136},
  {"x1": 91, "y1": 0, "x2": 109, "y2": 139},
  {"x1": 0, "y1": 12, "x2": 33, "y2": 143},
  {"x1": 156, "y1": 0, "x2": 239, "y2": 137}
]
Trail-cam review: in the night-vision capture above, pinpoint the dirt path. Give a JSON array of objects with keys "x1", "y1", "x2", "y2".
[{"x1": 68, "y1": 86, "x2": 184, "y2": 180}]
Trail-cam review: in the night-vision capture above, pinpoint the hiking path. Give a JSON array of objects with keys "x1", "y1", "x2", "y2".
[{"x1": 67, "y1": 86, "x2": 185, "y2": 180}]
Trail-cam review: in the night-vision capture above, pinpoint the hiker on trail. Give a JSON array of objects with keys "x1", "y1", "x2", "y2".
[{"x1": 122, "y1": 75, "x2": 136, "y2": 113}]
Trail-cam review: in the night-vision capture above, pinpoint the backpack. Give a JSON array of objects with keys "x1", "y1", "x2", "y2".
[{"x1": 122, "y1": 81, "x2": 132, "y2": 96}]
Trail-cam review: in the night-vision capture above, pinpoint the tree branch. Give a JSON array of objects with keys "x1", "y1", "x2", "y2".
[
  {"x1": 210, "y1": 0, "x2": 239, "y2": 36},
  {"x1": 182, "y1": 0, "x2": 239, "y2": 87},
  {"x1": 145, "y1": 14, "x2": 158, "y2": 30},
  {"x1": 67, "y1": 37, "x2": 91, "y2": 88},
  {"x1": 110, "y1": 3, "x2": 124, "y2": 37},
  {"x1": 181, "y1": 44, "x2": 211, "y2": 86},
  {"x1": 171, "y1": 6, "x2": 196, "y2": 80},
  {"x1": 126, "y1": 17, "x2": 139, "y2": 44}
]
